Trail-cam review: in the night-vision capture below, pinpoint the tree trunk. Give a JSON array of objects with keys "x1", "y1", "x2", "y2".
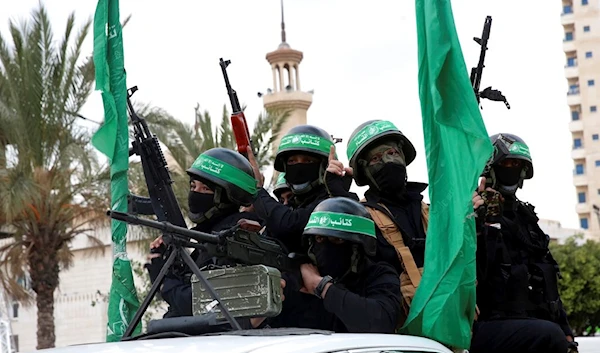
[
  {"x1": 29, "y1": 239, "x2": 60, "y2": 349},
  {"x1": 35, "y1": 282, "x2": 56, "y2": 349}
]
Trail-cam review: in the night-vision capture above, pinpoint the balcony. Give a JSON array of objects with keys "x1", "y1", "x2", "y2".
[
  {"x1": 563, "y1": 40, "x2": 576, "y2": 52},
  {"x1": 561, "y1": 12, "x2": 575, "y2": 25},
  {"x1": 564, "y1": 65, "x2": 579, "y2": 78},
  {"x1": 569, "y1": 119, "x2": 584, "y2": 132},
  {"x1": 567, "y1": 92, "x2": 581, "y2": 106},
  {"x1": 571, "y1": 147, "x2": 586, "y2": 159},
  {"x1": 573, "y1": 173, "x2": 588, "y2": 186},
  {"x1": 576, "y1": 203, "x2": 590, "y2": 214}
]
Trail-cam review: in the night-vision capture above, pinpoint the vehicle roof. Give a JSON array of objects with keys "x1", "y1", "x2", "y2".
[{"x1": 31, "y1": 331, "x2": 452, "y2": 353}]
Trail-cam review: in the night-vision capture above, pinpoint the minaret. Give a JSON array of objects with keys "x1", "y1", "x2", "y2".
[{"x1": 263, "y1": 0, "x2": 313, "y2": 154}]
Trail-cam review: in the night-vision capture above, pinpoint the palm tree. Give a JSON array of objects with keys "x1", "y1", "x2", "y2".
[{"x1": 0, "y1": 5, "x2": 106, "y2": 349}]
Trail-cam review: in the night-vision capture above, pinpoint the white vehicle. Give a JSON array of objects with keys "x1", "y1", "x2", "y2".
[{"x1": 27, "y1": 329, "x2": 453, "y2": 353}]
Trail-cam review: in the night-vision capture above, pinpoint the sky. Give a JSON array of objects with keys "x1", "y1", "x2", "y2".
[{"x1": 0, "y1": 0, "x2": 579, "y2": 228}]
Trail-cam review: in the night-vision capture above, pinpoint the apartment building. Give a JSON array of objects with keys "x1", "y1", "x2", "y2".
[{"x1": 562, "y1": 0, "x2": 600, "y2": 240}]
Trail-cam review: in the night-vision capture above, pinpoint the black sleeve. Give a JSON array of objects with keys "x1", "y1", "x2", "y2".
[
  {"x1": 161, "y1": 278, "x2": 192, "y2": 316},
  {"x1": 324, "y1": 172, "x2": 359, "y2": 200},
  {"x1": 322, "y1": 263, "x2": 401, "y2": 333},
  {"x1": 557, "y1": 300, "x2": 574, "y2": 337},
  {"x1": 252, "y1": 188, "x2": 321, "y2": 246}
]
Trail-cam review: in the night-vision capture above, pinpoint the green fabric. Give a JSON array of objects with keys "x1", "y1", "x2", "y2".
[
  {"x1": 278, "y1": 133, "x2": 333, "y2": 155},
  {"x1": 508, "y1": 141, "x2": 531, "y2": 159},
  {"x1": 346, "y1": 120, "x2": 398, "y2": 160},
  {"x1": 91, "y1": 0, "x2": 141, "y2": 341},
  {"x1": 305, "y1": 211, "x2": 376, "y2": 238},
  {"x1": 401, "y1": 0, "x2": 493, "y2": 349},
  {"x1": 190, "y1": 154, "x2": 257, "y2": 195},
  {"x1": 275, "y1": 172, "x2": 287, "y2": 188}
]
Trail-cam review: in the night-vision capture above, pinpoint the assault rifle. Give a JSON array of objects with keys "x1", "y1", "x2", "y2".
[
  {"x1": 120, "y1": 86, "x2": 242, "y2": 337},
  {"x1": 220, "y1": 58, "x2": 256, "y2": 160},
  {"x1": 470, "y1": 16, "x2": 510, "y2": 109}
]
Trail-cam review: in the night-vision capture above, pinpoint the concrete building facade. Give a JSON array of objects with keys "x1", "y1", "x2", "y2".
[{"x1": 561, "y1": 0, "x2": 600, "y2": 240}]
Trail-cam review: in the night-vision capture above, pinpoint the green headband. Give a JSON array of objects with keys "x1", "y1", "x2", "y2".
[
  {"x1": 508, "y1": 141, "x2": 531, "y2": 159},
  {"x1": 347, "y1": 120, "x2": 399, "y2": 160},
  {"x1": 278, "y1": 133, "x2": 334, "y2": 155},
  {"x1": 305, "y1": 211, "x2": 376, "y2": 238},
  {"x1": 190, "y1": 154, "x2": 257, "y2": 195}
]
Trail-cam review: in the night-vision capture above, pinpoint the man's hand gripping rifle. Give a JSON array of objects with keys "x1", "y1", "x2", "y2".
[
  {"x1": 470, "y1": 16, "x2": 510, "y2": 110},
  {"x1": 117, "y1": 87, "x2": 242, "y2": 337}
]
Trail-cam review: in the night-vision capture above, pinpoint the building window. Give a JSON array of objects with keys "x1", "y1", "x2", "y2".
[
  {"x1": 593, "y1": 133, "x2": 599, "y2": 140},
  {"x1": 591, "y1": 105, "x2": 597, "y2": 112},
  {"x1": 589, "y1": 79, "x2": 595, "y2": 86},
  {"x1": 10, "y1": 335, "x2": 18, "y2": 353},
  {"x1": 565, "y1": 32, "x2": 574, "y2": 41},
  {"x1": 584, "y1": 26, "x2": 591, "y2": 32},
  {"x1": 586, "y1": 51, "x2": 593, "y2": 58},
  {"x1": 574, "y1": 138, "x2": 583, "y2": 148},
  {"x1": 569, "y1": 84, "x2": 580, "y2": 95},
  {"x1": 578, "y1": 192, "x2": 586, "y2": 203},
  {"x1": 583, "y1": 0, "x2": 589, "y2": 4},
  {"x1": 596, "y1": 160, "x2": 600, "y2": 167},
  {"x1": 572, "y1": 111, "x2": 580, "y2": 120},
  {"x1": 567, "y1": 57, "x2": 577, "y2": 67},
  {"x1": 564, "y1": 5, "x2": 573, "y2": 14},
  {"x1": 581, "y1": 217, "x2": 589, "y2": 230},
  {"x1": 12, "y1": 302, "x2": 18, "y2": 318},
  {"x1": 598, "y1": 188, "x2": 600, "y2": 195},
  {"x1": 575, "y1": 163, "x2": 585, "y2": 175}
]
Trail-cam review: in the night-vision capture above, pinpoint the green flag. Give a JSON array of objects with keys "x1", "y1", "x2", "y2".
[
  {"x1": 92, "y1": 0, "x2": 141, "y2": 341},
  {"x1": 401, "y1": 0, "x2": 493, "y2": 349}
]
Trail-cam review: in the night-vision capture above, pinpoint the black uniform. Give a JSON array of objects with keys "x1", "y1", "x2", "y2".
[
  {"x1": 472, "y1": 200, "x2": 572, "y2": 353},
  {"x1": 158, "y1": 211, "x2": 263, "y2": 317},
  {"x1": 362, "y1": 182, "x2": 428, "y2": 272},
  {"x1": 252, "y1": 174, "x2": 357, "y2": 253},
  {"x1": 267, "y1": 261, "x2": 401, "y2": 333}
]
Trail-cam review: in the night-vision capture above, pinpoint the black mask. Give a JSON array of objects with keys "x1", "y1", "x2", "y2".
[
  {"x1": 372, "y1": 162, "x2": 407, "y2": 194},
  {"x1": 285, "y1": 163, "x2": 321, "y2": 185},
  {"x1": 309, "y1": 240, "x2": 354, "y2": 280},
  {"x1": 494, "y1": 166, "x2": 522, "y2": 187},
  {"x1": 188, "y1": 191, "x2": 215, "y2": 216}
]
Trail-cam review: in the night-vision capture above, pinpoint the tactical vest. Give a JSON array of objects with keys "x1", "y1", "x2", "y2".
[
  {"x1": 360, "y1": 199, "x2": 429, "y2": 318},
  {"x1": 480, "y1": 202, "x2": 563, "y2": 323}
]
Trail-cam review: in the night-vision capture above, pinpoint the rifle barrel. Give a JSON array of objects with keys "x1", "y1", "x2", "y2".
[{"x1": 107, "y1": 210, "x2": 224, "y2": 245}]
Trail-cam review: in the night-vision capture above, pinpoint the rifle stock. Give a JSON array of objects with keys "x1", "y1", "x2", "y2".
[{"x1": 219, "y1": 58, "x2": 255, "y2": 159}]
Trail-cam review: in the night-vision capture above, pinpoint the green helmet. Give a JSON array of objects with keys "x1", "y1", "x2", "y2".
[
  {"x1": 187, "y1": 147, "x2": 257, "y2": 207},
  {"x1": 274, "y1": 125, "x2": 334, "y2": 172},
  {"x1": 303, "y1": 197, "x2": 377, "y2": 256},
  {"x1": 489, "y1": 133, "x2": 533, "y2": 179},
  {"x1": 273, "y1": 172, "x2": 290, "y2": 198},
  {"x1": 346, "y1": 120, "x2": 417, "y2": 186}
]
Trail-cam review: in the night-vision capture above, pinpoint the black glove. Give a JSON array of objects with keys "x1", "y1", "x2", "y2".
[{"x1": 567, "y1": 341, "x2": 578, "y2": 353}]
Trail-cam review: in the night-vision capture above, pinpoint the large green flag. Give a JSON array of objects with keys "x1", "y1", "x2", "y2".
[
  {"x1": 92, "y1": 0, "x2": 141, "y2": 341},
  {"x1": 401, "y1": 0, "x2": 493, "y2": 349}
]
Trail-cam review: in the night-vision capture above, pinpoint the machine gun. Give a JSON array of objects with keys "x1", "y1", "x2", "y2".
[
  {"x1": 120, "y1": 86, "x2": 241, "y2": 338},
  {"x1": 108, "y1": 210, "x2": 300, "y2": 273},
  {"x1": 220, "y1": 58, "x2": 256, "y2": 160},
  {"x1": 470, "y1": 16, "x2": 510, "y2": 110}
]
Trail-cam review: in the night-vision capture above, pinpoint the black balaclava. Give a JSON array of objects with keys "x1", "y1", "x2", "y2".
[
  {"x1": 284, "y1": 160, "x2": 324, "y2": 196},
  {"x1": 362, "y1": 142, "x2": 408, "y2": 197},
  {"x1": 308, "y1": 239, "x2": 358, "y2": 281}
]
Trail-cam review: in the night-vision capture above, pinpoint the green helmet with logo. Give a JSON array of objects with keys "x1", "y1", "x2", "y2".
[
  {"x1": 273, "y1": 172, "x2": 290, "y2": 198},
  {"x1": 489, "y1": 133, "x2": 533, "y2": 179},
  {"x1": 186, "y1": 147, "x2": 257, "y2": 207},
  {"x1": 274, "y1": 125, "x2": 334, "y2": 172},
  {"x1": 346, "y1": 120, "x2": 417, "y2": 186},
  {"x1": 303, "y1": 197, "x2": 377, "y2": 256}
]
